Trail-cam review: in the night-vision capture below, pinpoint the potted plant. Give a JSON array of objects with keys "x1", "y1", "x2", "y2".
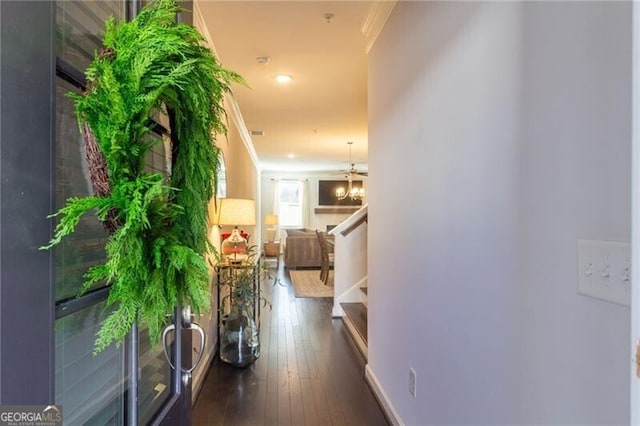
[{"x1": 217, "y1": 247, "x2": 273, "y2": 367}]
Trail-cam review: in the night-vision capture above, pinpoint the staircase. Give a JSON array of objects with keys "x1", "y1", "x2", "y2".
[
  {"x1": 329, "y1": 205, "x2": 369, "y2": 360},
  {"x1": 340, "y1": 284, "x2": 368, "y2": 359}
]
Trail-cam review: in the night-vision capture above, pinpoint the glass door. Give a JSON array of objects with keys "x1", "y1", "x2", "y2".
[
  {"x1": 53, "y1": 1, "x2": 199, "y2": 424},
  {"x1": 54, "y1": 4, "x2": 127, "y2": 423}
]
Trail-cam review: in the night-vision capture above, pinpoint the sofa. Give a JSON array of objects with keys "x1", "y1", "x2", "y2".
[{"x1": 284, "y1": 228, "x2": 333, "y2": 269}]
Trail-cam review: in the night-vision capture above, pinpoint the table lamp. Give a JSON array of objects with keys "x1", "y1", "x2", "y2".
[
  {"x1": 212, "y1": 198, "x2": 256, "y2": 263},
  {"x1": 264, "y1": 214, "x2": 278, "y2": 243}
]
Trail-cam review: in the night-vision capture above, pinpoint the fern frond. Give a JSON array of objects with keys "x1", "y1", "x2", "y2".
[{"x1": 41, "y1": 196, "x2": 111, "y2": 249}]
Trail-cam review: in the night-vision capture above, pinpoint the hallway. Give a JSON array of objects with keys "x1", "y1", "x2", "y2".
[{"x1": 192, "y1": 264, "x2": 388, "y2": 425}]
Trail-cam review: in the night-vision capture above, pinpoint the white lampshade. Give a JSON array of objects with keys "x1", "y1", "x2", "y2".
[
  {"x1": 211, "y1": 198, "x2": 256, "y2": 226},
  {"x1": 210, "y1": 198, "x2": 256, "y2": 263},
  {"x1": 264, "y1": 213, "x2": 278, "y2": 243},
  {"x1": 264, "y1": 214, "x2": 278, "y2": 226}
]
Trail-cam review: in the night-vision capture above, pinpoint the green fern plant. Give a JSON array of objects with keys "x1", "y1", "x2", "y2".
[
  {"x1": 42, "y1": 0, "x2": 243, "y2": 353},
  {"x1": 216, "y1": 247, "x2": 274, "y2": 317}
]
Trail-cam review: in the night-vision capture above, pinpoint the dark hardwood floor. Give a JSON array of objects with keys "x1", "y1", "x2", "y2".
[{"x1": 192, "y1": 262, "x2": 388, "y2": 426}]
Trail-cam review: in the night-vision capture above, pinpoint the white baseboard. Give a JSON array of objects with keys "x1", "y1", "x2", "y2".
[{"x1": 365, "y1": 364, "x2": 404, "y2": 426}]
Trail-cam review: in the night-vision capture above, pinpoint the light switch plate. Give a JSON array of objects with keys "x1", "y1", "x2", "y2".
[{"x1": 577, "y1": 240, "x2": 631, "y2": 306}]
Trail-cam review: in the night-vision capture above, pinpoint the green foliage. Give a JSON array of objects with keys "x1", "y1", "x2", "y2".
[
  {"x1": 217, "y1": 248, "x2": 275, "y2": 317},
  {"x1": 42, "y1": 0, "x2": 243, "y2": 353},
  {"x1": 41, "y1": 196, "x2": 112, "y2": 249}
]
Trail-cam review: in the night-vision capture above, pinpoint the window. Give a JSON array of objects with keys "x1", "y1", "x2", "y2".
[
  {"x1": 55, "y1": 2, "x2": 128, "y2": 422},
  {"x1": 217, "y1": 154, "x2": 227, "y2": 198},
  {"x1": 54, "y1": 78, "x2": 109, "y2": 301},
  {"x1": 55, "y1": 301, "x2": 125, "y2": 424},
  {"x1": 278, "y1": 180, "x2": 304, "y2": 227},
  {"x1": 57, "y1": 1, "x2": 125, "y2": 72}
]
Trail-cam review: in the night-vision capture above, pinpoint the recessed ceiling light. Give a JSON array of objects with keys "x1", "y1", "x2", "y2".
[
  {"x1": 275, "y1": 74, "x2": 292, "y2": 84},
  {"x1": 287, "y1": 153, "x2": 295, "y2": 159}
]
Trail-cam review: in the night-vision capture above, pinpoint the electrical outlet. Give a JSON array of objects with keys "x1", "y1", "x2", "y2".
[{"x1": 409, "y1": 368, "x2": 417, "y2": 398}]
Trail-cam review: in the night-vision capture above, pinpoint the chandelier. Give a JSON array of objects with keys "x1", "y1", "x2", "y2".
[
  {"x1": 335, "y1": 176, "x2": 365, "y2": 200},
  {"x1": 335, "y1": 142, "x2": 366, "y2": 201}
]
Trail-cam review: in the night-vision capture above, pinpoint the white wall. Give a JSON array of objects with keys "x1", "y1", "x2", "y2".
[
  {"x1": 190, "y1": 112, "x2": 261, "y2": 399},
  {"x1": 518, "y1": 3, "x2": 631, "y2": 423},
  {"x1": 368, "y1": 2, "x2": 631, "y2": 424},
  {"x1": 190, "y1": 1, "x2": 263, "y2": 390}
]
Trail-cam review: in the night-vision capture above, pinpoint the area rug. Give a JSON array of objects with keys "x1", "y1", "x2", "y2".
[{"x1": 289, "y1": 269, "x2": 334, "y2": 298}]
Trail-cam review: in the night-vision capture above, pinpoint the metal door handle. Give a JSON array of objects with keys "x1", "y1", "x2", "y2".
[
  {"x1": 182, "y1": 305, "x2": 192, "y2": 327},
  {"x1": 160, "y1": 321, "x2": 206, "y2": 374},
  {"x1": 185, "y1": 322, "x2": 206, "y2": 374},
  {"x1": 161, "y1": 323, "x2": 177, "y2": 370}
]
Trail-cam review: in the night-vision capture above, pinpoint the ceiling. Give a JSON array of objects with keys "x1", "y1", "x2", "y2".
[{"x1": 196, "y1": 1, "x2": 375, "y2": 173}]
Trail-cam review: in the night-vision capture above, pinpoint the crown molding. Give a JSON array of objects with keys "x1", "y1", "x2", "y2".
[
  {"x1": 361, "y1": 1, "x2": 398, "y2": 54},
  {"x1": 224, "y1": 95, "x2": 262, "y2": 171},
  {"x1": 193, "y1": 2, "x2": 218, "y2": 55},
  {"x1": 193, "y1": 2, "x2": 262, "y2": 172}
]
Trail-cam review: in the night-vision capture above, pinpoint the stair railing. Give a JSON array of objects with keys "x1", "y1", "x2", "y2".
[{"x1": 328, "y1": 205, "x2": 368, "y2": 317}]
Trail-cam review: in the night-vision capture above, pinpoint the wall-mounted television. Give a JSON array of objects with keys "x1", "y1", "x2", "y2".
[{"x1": 318, "y1": 180, "x2": 363, "y2": 206}]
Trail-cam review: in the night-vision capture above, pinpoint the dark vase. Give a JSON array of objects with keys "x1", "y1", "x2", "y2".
[{"x1": 220, "y1": 308, "x2": 260, "y2": 367}]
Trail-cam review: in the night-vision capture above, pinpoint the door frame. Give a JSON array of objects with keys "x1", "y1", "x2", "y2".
[
  {"x1": 0, "y1": 0, "x2": 56, "y2": 405},
  {"x1": 632, "y1": 1, "x2": 640, "y2": 422}
]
